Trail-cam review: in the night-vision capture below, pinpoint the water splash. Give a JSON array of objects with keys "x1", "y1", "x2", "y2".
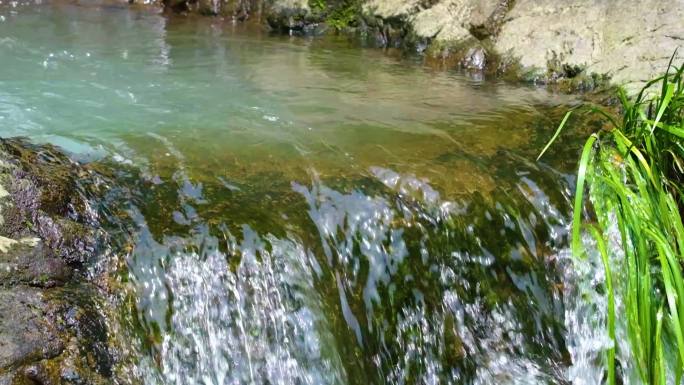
[{"x1": 129, "y1": 219, "x2": 346, "y2": 385}]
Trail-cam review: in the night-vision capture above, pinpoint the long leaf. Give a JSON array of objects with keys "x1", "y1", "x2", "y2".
[
  {"x1": 572, "y1": 134, "x2": 598, "y2": 258},
  {"x1": 537, "y1": 110, "x2": 574, "y2": 161}
]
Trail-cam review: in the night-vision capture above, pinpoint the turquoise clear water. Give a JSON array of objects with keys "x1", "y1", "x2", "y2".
[{"x1": 0, "y1": 1, "x2": 611, "y2": 384}]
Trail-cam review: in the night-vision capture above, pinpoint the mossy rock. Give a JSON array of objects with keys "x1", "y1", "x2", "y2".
[{"x1": 0, "y1": 138, "x2": 119, "y2": 385}]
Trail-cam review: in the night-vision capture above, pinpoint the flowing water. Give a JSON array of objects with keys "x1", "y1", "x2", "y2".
[{"x1": 0, "y1": 1, "x2": 615, "y2": 384}]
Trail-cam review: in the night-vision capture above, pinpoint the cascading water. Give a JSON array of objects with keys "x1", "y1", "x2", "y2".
[
  {"x1": 133, "y1": 225, "x2": 345, "y2": 385},
  {"x1": 112, "y1": 151, "x2": 613, "y2": 384}
]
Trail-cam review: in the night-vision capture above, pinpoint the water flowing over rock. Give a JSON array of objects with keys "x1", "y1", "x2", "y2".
[{"x1": 0, "y1": 2, "x2": 673, "y2": 381}]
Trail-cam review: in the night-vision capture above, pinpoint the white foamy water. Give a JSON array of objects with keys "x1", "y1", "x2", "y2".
[
  {"x1": 115, "y1": 162, "x2": 630, "y2": 385},
  {"x1": 132, "y1": 225, "x2": 346, "y2": 385}
]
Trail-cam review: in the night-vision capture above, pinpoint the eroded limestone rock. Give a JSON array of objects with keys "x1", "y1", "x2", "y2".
[
  {"x1": 495, "y1": 0, "x2": 684, "y2": 90},
  {"x1": 339, "y1": 0, "x2": 684, "y2": 88}
]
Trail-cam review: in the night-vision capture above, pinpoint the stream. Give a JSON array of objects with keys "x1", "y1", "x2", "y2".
[{"x1": 0, "y1": 1, "x2": 614, "y2": 384}]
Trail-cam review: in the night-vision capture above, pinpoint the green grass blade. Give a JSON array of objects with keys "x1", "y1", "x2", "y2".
[
  {"x1": 646, "y1": 228, "x2": 684, "y2": 365},
  {"x1": 572, "y1": 134, "x2": 598, "y2": 258},
  {"x1": 655, "y1": 308, "x2": 666, "y2": 385},
  {"x1": 537, "y1": 110, "x2": 573, "y2": 161},
  {"x1": 651, "y1": 83, "x2": 675, "y2": 133},
  {"x1": 644, "y1": 119, "x2": 684, "y2": 138},
  {"x1": 612, "y1": 129, "x2": 657, "y2": 186},
  {"x1": 556, "y1": 57, "x2": 684, "y2": 383}
]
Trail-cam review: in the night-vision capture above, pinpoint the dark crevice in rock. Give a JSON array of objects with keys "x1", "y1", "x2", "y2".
[{"x1": 469, "y1": 0, "x2": 515, "y2": 40}]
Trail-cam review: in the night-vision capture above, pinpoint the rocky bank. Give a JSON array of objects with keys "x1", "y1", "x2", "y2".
[
  {"x1": 157, "y1": 0, "x2": 684, "y2": 91},
  {"x1": 358, "y1": 0, "x2": 684, "y2": 89},
  {"x1": 0, "y1": 139, "x2": 118, "y2": 385}
]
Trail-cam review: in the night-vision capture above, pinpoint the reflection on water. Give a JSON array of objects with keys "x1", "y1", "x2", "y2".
[{"x1": 0, "y1": 1, "x2": 612, "y2": 384}]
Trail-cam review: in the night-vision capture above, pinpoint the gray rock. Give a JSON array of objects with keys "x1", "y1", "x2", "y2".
[
  {"x1": 161, "y1": 0, "x2": 260, "y2": 18},
  {"x1": 265, "y1": 0, "x2": 321, "y2": 33},
  {"x1": 494, "y1": 0, "x2": 684, "y2": 90},
  {"x1": 462, "y1": 46, "x2": 486, "y2": 70},
  {"x1": 0, "y1": 373, "x2": 11, "y2": 385},
  {"x1": 362, "y1": 0, "x2": 492, "y2": 43},
  {"x1": 0, "y1": 139, "x2": 101, "y2": 266},
  {"x1": 0, "y1": 287, "x2": 63, "y2": 371},
  {"x1": 356, "y1": 0, "x2": 684, "y2": 89},
  {"x1": 0, "y1": 241, "x2": 72, "y2": 288}
]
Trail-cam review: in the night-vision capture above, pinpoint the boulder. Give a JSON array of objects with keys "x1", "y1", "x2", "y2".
[
  {"x1": 358, "y1": 0, "x2": 684, "y2": 89},
  {"x1": 0, "y1": 287, "x2": 63, "y2": 372},
  {"x1": 265, "y1": 0, "x2": 326, "y2": 34},
  {"x1": 494, "y1": 0, "x2": 684, "y2": 90}
]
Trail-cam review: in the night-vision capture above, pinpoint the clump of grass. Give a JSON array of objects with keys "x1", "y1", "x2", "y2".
[
  {"x1": 307, "y1": 0, "x2": 360, "y2": 30},
  {"x1": 326, "y1": 0, "x2": 360, "y2": 30},
  {"x1": 539, "y1": 57, "x2": 684, "y2": 384}
]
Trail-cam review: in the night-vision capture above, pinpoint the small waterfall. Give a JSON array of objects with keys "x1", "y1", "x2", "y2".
[
  {"x1": 120, "y1": 161, "x2": 627, "y2": 385},
  {"x1": 131, "y1": 223, "x2": 346, "y2": 385},
  {"x1": 559, "y1": 242, "x2": 613, "y2": 385}
]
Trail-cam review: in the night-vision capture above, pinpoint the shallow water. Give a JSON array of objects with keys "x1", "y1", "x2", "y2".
[{"x1": 0, "y1": 1, "x2": 608, "y2": 384}]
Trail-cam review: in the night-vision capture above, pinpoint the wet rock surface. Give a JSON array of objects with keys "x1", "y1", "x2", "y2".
[
  {"x1": 0, "y1": 138, "x2": 116, "y2": 385},
  {"x1": 265, "y1": 0, "x2": 319, "y2": 34}
]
